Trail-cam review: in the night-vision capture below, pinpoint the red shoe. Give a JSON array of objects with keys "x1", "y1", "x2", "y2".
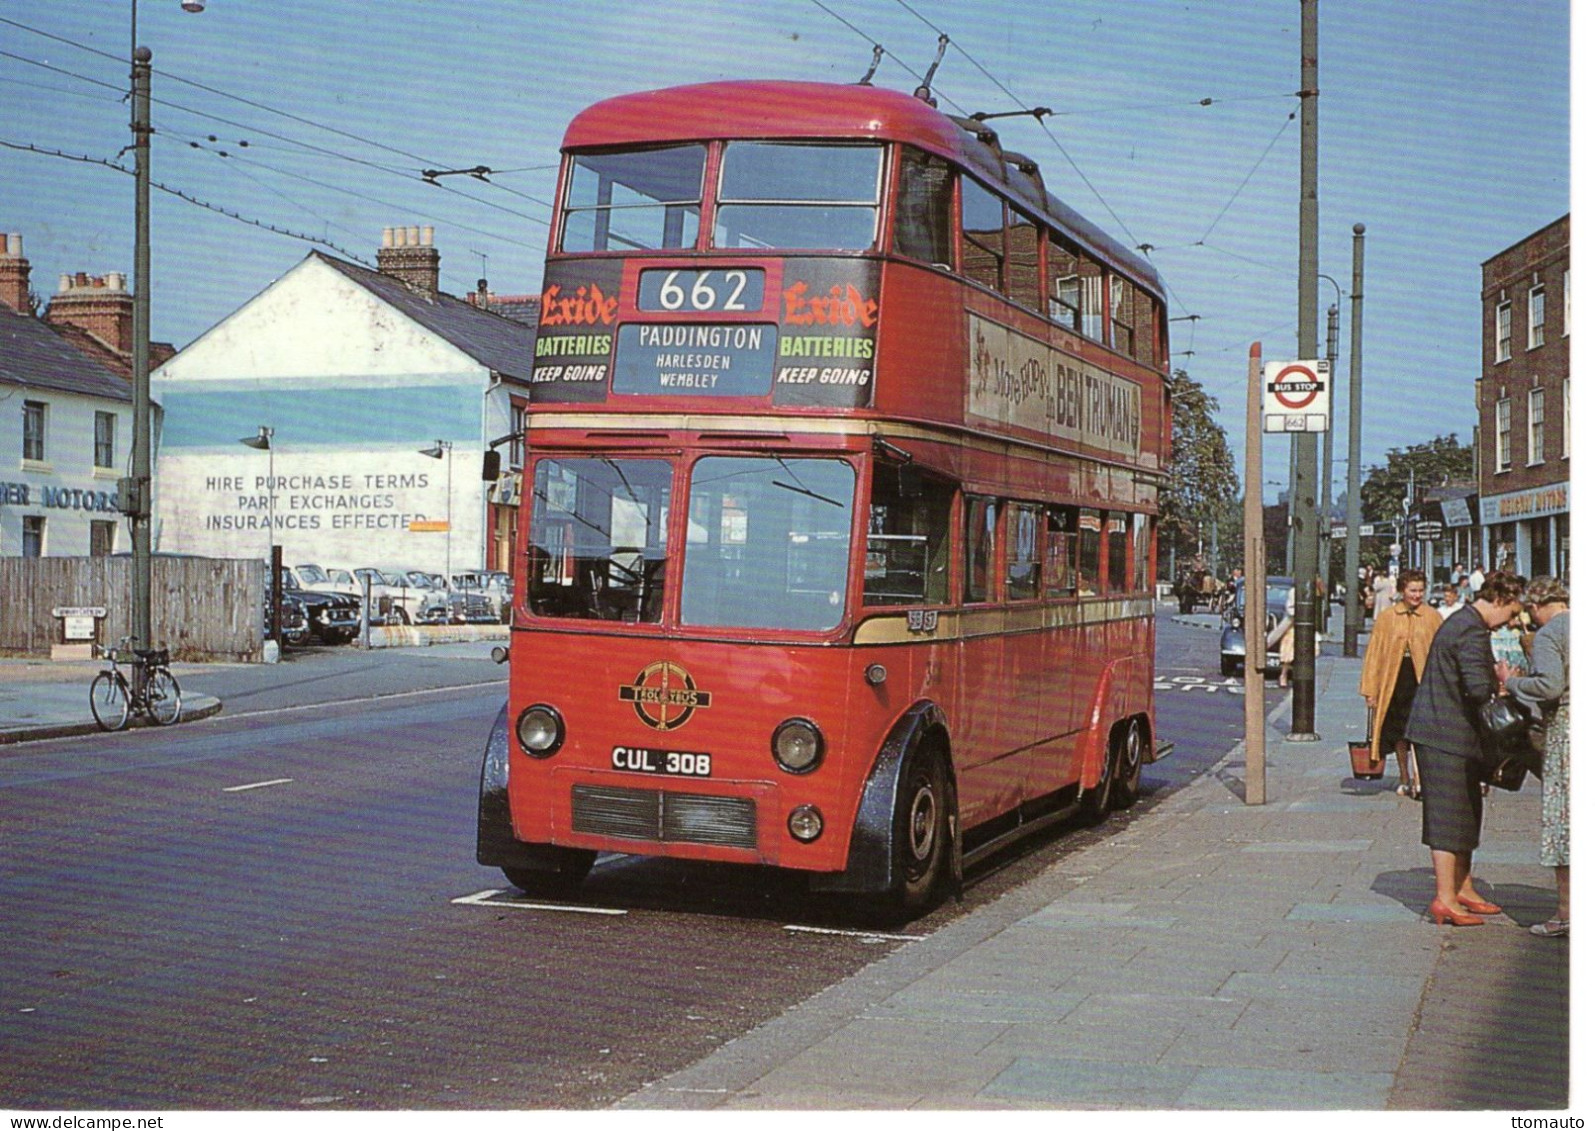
[
  {"x1": 1430, "y1": 899, "x2": 1485, "y2": 926},
  {"x1": 1458, "y1": 894, "x2": 1502, "y2": 915}
]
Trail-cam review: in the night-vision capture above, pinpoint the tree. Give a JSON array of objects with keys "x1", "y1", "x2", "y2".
[
  {"x1": 1356, "y1": 433, "x2": 1474, "y2": 568},
  {"x1": 1163, "y1": 370, "x2": 1240, "y2": 577}
]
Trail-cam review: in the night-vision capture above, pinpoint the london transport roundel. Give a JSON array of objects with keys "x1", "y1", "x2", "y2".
[{"x1": 618, "y1": 661, "x2": 713, "y2": 731}]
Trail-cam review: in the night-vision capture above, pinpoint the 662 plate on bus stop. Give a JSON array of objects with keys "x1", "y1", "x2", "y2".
[{"x1": 611, "y1": 745, "x2": 713, "y2": 777}]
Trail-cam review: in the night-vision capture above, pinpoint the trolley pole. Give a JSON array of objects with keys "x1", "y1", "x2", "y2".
[
  {"x1": 1289, "y1": 0, "x2": 1321, "y2": 741},
  {"x1": 1343, "y1": 224, "x2": 1367, "y2": 656},
  {"x1": 1244, "y1": 343, "x2": 1267, "y2": 804}
]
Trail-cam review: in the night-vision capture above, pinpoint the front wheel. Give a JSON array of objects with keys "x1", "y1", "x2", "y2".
[
  {"x1": 501, "y1": 848, "x2": 596, "y2": 899},
  {"x1": 891, "y1": 744, "x2": 952, "y2": 916},
  {"x1": 89, "y1": 672, "x2": 131, "y2": 731},
  {"x1": 145, "y1": 668, "x2": 182, "y2": 725}
]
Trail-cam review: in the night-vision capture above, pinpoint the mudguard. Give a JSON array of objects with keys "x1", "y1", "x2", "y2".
[
  {"x1": 476, "y1": 704, "x2": 576, "y2": 875},
  {"x1": 475, "y1": 705, "x2": 518, "y2": 867},
  {"x1": 809, "y1": 700, "x2": 949, "y2": 894}
]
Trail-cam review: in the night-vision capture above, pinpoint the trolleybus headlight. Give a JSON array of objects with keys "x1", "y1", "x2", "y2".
[
  {"x1": 516, "y1": 704, "x2": 564, "y2": 757},
  {"x1": 771, "y1": 717, "x2": 824, "y2": 774},
  {"x1": 787, "y1": 804, "x2": 824, "y2": 842}
]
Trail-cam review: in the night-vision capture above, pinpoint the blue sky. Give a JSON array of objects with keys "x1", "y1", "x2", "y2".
[{"x1": 1, "y1": 0, "x2": 1571, "y2": 499}]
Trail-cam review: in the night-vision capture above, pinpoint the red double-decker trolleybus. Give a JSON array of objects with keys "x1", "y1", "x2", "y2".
[{"x1": 477, "y1": 80, "x2": 1173, "y2": 916}]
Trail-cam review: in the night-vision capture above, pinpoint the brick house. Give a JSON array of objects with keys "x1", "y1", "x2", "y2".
[{"x1": 1475, "y1": 214, "x2": 1570, "y2": 578}]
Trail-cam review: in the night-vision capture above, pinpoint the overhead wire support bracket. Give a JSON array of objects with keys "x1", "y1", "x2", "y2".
[
  {"x1": 422, "y1": 165, "x2": 492, "y2": 185},
  {"x1": 969, "y1": 107, "x2": 1052, "y2": 123}
]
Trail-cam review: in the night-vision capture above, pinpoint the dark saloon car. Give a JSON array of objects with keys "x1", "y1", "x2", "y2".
[
  {"x1": 1218, "y1": 575, "x2": 1294, "y2": 677},
  {"x1": 277, "y1": 568, "x2": 360, "y2": 644}
]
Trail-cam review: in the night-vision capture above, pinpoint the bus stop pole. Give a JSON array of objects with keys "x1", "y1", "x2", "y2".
[{"x1": 1244, "y1": 343, "x2": 1266, "y2": 805}]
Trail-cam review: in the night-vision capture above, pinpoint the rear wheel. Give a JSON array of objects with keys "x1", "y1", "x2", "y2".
[
  {"x1": 1110, "y1": 720, "x2": 1145, "y2": 810},
  {"x1": 1084, "y1": 733, "x2": 1117, "y2": 821},
  {"x1": 89, "y1": 672, "x2": 130, "y2": 731},
  {"x1": 145, "y1": 668, "x2": 182, "y2": 725}
]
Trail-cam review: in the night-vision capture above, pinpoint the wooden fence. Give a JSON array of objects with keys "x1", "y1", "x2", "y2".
[{"x1": 0, "y1": 556, "x2": 264, "y2": 661}]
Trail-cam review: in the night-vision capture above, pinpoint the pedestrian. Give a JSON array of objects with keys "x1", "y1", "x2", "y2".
[
  {"x1": 1404, "y1": 570, "x2": 1528, "y2": 926},
  {"x1": 1469, "y1": 562, "x2": 1487, "y2": 596},
  {"x1": 1370, "y1": 568, "x2": 1397, "y2": 619},
  {"x1": 1436, "y1": 584, "x2": 1465, "y2": 621},
  {"x1": 1361, "y1": 569, "x2": 1442, "y2": 798},
  {"x1": 1270, "y1": 585, "x2": 1296, "y2": 688},
  {"x1": 1501, "y1": 577, "x2": 1570, "y2": 938}
]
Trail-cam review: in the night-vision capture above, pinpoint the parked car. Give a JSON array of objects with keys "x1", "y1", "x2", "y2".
[
  {"x1": 278, "y1": 568, "x2": 360, "y2": 644},
  {"x1": 264, "y1": 590, "x2": 311, "y2": 647},
  {"x1": 352, "y1": 567, "x2": 446, "y2": 625},
  {"x1": 1218, "y1": 575, "x2": 1295, "y2": 677},
  {"x1": 454, "y1": 570, "x2": 513, "y2": 622}
]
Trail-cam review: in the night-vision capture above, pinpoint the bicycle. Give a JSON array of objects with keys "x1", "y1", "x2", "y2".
[{"x1": 89, "y1": 637, "x2": 183, "y2": 731}]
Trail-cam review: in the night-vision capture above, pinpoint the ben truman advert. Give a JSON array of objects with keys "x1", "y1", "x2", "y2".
[{"x1": 966, "y1": 314, "x2": 1142, "y2": 458}]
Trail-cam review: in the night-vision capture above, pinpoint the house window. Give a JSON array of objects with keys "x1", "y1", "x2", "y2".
[
  {"x1": 1565, "y1": 269, "x2": 1571, "y2": 337},
  {"x1": 1527, "y1": 387, "x2": 1545, "y2": 465},
  {"x1": 94, "y1": 412, "x2": 117, "y2": 470},
  {"x1": 1495, "y1": 397, "x2": 1512, "y2": 472},
  {"x1": 22, "y1": 515, "x2": 44, "y2": 557},
  {"x1": 23, "y1": 400, "x2": 46, "y2": 462},
  {"x1": 1495, "y1": 300, "x2": 1511, "y2": 362},
  {"x1": 1528, "y1": 284, "x2": 1545, "y2": 349},
  {"x1": 1564, "y1": 378, "x2": 1570, "y2": 459},
  {"x1": 90, "y1": 520, "x2": 116, "y2": 557}
]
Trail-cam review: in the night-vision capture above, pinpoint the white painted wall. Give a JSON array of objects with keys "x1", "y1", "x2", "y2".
[{"x1": 0, "y1": 385, "x2": 131, "y2": 557}]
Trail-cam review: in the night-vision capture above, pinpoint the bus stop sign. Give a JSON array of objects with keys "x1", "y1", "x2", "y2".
[{"x1": 1263, "y1": 359, "x2": 1331, "y2": 433}]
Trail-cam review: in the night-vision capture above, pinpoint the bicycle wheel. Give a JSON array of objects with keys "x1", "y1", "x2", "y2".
[
  {"x1": 145, "y1": 668, "x2": 182, "y2": 726},
  {"x1": 89, "y1": 671, "x2": 131, "y2": 731}
]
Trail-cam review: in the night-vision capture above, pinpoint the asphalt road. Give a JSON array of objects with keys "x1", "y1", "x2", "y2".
[{"x1": 0, "y1": 610, "x2": 1271, "y2": 1109}]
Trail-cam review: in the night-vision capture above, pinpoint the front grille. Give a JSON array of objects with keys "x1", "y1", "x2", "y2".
[{"x1": 570, "y1": 784, "x2": 757, "y2": 849}]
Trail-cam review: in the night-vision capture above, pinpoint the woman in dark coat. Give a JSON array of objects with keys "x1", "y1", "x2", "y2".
[{"x1": 1403, "y1": 570, "x2": 1527, "y2": 925}]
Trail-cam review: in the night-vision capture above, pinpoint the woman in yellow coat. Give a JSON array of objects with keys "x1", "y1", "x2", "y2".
[{"x1": 1360, "y1": 568, "x2": 1443, "y2": 797}]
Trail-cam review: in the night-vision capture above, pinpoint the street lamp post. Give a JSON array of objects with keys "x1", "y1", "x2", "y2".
[
  {"x1": 239, "y1": 427, "x2": 278, "y2": 646},
  {"x1": 418, "y1": 440, "x2": 454, "y2": 594}
]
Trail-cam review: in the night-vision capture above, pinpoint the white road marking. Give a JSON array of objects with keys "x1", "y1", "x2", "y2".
[
  {"x1": 452, "y1": 888, "x2": 627, "y2": 915},
  {"x1": 222, "y1": 778, "x2": 293, "y2": 792},
  {"x1": 782, "y1": 924, "x2": 926, "y2": 942},
  {"x1": 217, "y1": 679, "x2": 507, "y2": 723}
]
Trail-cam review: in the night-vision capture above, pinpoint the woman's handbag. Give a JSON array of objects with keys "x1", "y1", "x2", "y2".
[
  {"x1": 1476, "y1": 695, "x2": 1538, "y2": 771},
  {"x1": 1348, "y1": 705, "x2": 1385, "y2": 780}
]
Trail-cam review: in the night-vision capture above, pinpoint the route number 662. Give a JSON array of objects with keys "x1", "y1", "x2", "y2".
[{"x1": 639, "y1": 268, "x2": 765, "y2": 313}]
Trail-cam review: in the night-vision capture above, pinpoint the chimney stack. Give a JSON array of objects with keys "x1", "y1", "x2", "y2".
[
  {"x1": 44, "y1": 271, "x2": 135, "y2": 356},
  {"x1": 376, "y1": 224, "x2": 440, "y2": 300},
  {"x1": 0, "y1": 233, "x2": 33, "y2": 314}
]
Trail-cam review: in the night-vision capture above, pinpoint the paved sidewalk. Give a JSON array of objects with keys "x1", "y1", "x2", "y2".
[
  {"x1": 0, "y1": 658, "x2": 222, "y2": 743},
  {"x1": 620, "y1": 650, "x2": 1570, "y2": 1110}
]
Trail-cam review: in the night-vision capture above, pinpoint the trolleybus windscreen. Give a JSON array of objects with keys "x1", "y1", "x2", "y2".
[
  {"x1": 681, "y1": 457, "x2": 856, "y2": 632},
  {"x1": 526, "y1": 458, "x2": 672, "y2": 622},
  {"x1": 561, "y1": 146, "x2": 705, "y2": 253},
  {"x1": 715, "y1": 143, "x2": 881, "y2": 251}
]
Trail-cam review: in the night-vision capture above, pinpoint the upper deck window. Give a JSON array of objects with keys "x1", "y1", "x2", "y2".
[
  {"x1": 893, "y1": 148, "x2": 954, "y2": 266},
  {"x1": 715, "y1": 142, "x2": 882, "y2": 251},
  {"x1": 561, "y1": 146, "x2": 706, "y2": 253},
  {"x1": 961, "y1": 179, "x2": 1007, "y2": 293}
]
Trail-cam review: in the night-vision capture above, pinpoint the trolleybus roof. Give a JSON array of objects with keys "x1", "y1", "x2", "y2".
[{"x1": 563, "y1": 80, "x2": 1163, "y2": 299}]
